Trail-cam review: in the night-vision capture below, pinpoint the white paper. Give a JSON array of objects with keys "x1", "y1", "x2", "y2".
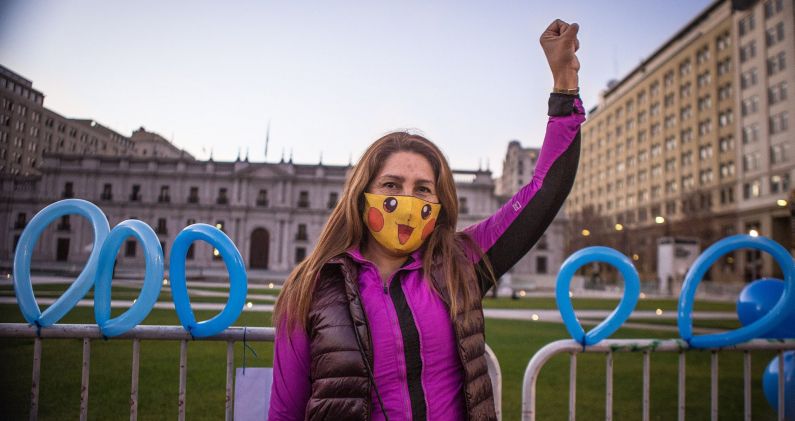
[{"x1": 234, "y1": 367, "x2": 273, "y2": 421}]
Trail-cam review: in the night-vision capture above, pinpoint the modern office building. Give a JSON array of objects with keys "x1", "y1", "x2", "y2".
[
  {"x1": 567, "y1": 0, "x2": 793, "y2": 289},
  {"x1": 0, "y1": 65, "x2": 190, "y2": 176}
]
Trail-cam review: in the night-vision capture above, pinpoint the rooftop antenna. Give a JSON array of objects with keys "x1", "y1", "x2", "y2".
[
  {"x1": 289, "y1": 148, "x2": 293, "y2": 164},
  {"x1": 236, "y1": 147, "x2": 241, "y2": 161},
  {"x1": 265, "y1": 120, "x2": 271, "y2": 161},
  {"x1": 319, "y1": 150, "x2": 323, "y2": 165},
  {"x1": 280, "y1": 147, "x2": 285, "y2": 163},
  {"x1": 245, "y1": 147, "x2": 250, "y2": 162},
  {"x1": 209, "y1": 147, "x2": 214, "y2": 161}
]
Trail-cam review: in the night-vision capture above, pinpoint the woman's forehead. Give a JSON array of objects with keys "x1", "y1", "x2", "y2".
[{"x1": 376, "y1": 151, "x2": 435, "y2": 180}]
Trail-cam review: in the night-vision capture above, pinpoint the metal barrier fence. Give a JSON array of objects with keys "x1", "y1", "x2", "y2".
[
  {"x1": 522, "y1": 338, "x2": 795, "y2": 421},
  {"x1": 0, "y1": 323, "x2": 274, "y2": 421},
  {"x1": 0, "y1": 323, "x2": 503, "y2": 421}
]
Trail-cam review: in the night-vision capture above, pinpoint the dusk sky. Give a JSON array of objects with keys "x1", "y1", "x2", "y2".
[{"x1": 0, "y1": 1, "x2": 712, "y2": 175}]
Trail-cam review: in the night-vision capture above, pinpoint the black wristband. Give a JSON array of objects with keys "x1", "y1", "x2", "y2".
[{"x1": 548, "y1": 93, "x2": 581, "y2": 116}]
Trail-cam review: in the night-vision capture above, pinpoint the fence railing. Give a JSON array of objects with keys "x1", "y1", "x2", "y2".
[
  {"x1": 0, "y1": 323, "x2": 274, "y2": 421},
  {"x1": 0, "y1": 323, "x2": 503, "y2": 421},
  {"x1": 521, "y1": 338, "x2": 795, "y2": 421}
]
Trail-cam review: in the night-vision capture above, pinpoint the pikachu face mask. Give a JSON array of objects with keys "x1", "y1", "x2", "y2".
[{"x1": 362, "y1": 192, "x2": 442, "y2": 254}]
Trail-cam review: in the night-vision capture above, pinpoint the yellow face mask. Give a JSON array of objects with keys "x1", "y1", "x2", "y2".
[{"x1": 362, "y1": 192, "x2": 442, "y2": 254}]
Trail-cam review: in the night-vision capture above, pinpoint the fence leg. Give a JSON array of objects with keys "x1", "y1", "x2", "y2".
[
  {"x1": 178, "y1": 340, "x2": 188, "y2": 421},
  {"x1": 710, "y1": 351, "x2": 719, "y2": 421},
  {"x1": 130, "y1": 338, "x2": 141, "y2": 421},
  {"x1": 29, "y1": 337, "x2": 42, "y2": 421},
  {"x1": 743, "y1": 351, "x2": 751, "y2": 421},
  {"x1": 777, "y1": 351, "x2": 784, "y2": 421},
  {"x1": 80, "y1": 338, "x2": 91, "y2": 421},
  {"x1": 225, "y1": 341, "x2": 234, "y2": 421},
  {"x1": 569, "y1": 352, "x2": 577, "y2": 421},
  {"x1": 605, "y1": 351, "x2": 613, "y2": 421},
  {"x1": 678, "y1": 351, "x2": 686, "y2": 421},
  {"x1": 642, "y1": 351, "x2": 650, "y2": 421}
]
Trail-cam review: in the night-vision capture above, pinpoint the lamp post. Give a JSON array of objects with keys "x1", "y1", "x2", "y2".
[{"x1": 749, "y1": 228, "x2": 759, "y2": 281}]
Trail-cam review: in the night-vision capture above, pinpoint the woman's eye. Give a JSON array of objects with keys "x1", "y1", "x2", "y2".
[{"x1": 384, "y1": 182, "x2": 398, "y2": 189}]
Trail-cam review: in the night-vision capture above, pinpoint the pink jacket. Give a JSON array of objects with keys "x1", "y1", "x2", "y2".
[{"x1": 269, "y1": 94, "x2": 585, "y2": 420}]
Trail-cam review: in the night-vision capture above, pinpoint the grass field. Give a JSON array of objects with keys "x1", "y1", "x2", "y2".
[{"x1": 0, "y1": 286, "x2": 778, "y2": 420}]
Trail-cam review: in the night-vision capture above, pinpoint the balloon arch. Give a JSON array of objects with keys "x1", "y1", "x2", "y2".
[{"x1": 11, "y1": 199, "x2": 795, "y2": 413}]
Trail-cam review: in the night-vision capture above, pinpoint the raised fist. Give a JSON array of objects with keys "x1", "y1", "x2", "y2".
[{"x1": 540, "y1": 19, "x2": 580, "y2": 90}]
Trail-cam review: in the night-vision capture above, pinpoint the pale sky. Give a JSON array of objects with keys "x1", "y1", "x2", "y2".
[{"x1": 0, "y1": 0, "x2": 712, "y2": 175}]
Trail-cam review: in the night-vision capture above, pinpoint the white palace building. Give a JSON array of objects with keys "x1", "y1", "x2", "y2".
[
  {"x1": 0, "y1": 153, "x2": 515, "y2": 284},
  {"x1": 0, "y1": 64, "x2": 565, "y2": 290}
]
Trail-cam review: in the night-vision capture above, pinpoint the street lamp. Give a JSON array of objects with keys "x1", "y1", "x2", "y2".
[
  {"x1": 615, "y1": 223, "x2": 624, "y2": 231},
  {"x1": 777, "y1": 199, "x2": 788, "y2": 207},
  {"x1": 581, "y1": 229, "x2": 591, "y2": 237},
  {"x1": 748, "y1": 229, "x2": 759, "y2": 237},
  {"x1": 654, "y1": 216, "x2": 665, "y2": 224}
]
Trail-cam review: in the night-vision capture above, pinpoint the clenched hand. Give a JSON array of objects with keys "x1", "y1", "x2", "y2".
[{"x1": 540, "y1": 19, "x2": 580, "y2": 90}]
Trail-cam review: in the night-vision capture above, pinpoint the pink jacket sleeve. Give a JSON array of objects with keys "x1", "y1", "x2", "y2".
[
  {"x1": 463, "y1": 94, "x2": 586, "y2": 285},
  {"x1": 268, "y1": 320, "x2": 311, "y2": 420}
]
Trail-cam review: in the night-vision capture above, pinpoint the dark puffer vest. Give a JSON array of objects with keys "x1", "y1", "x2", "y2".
[{"x1": 304, "y1": 254, "x2": 496, "y2": 420}]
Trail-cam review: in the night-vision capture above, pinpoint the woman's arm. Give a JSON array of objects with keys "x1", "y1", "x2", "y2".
[
  {"x1": 268, "y1": 321, "x2": 311, "y2": 420},
  {"x1": 463, "y1": 94, "x2": 584, "y2": 284},
  {"x1": 463, "y1": 19, "x2": 584, "y2": 295}
]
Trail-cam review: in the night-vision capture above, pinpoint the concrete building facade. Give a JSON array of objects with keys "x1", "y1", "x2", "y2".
[
  {"x1": 567, "y1": 0, "x2": 793, "y2": 289},
  {"x1": 0, "y1": 65, "x2": 190, "y2": 176}
]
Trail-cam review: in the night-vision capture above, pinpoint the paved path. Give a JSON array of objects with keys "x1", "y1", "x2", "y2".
[{"x1": 0, "y1": 296, "x2": 731, "y2": 334}]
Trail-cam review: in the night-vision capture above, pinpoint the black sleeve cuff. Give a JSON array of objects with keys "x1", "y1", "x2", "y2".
[{"x1": 548, "y1": 93, "x2": 582, "y2": 116}]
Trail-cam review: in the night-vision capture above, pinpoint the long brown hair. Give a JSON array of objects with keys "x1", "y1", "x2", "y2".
[{"x1": 273, "y1": 131, "x2": 494, "y2": 331}]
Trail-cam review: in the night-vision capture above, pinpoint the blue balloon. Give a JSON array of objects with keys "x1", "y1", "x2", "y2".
[
  {"x1": 13, "y1": 199, "x2": 110, "y2": 327},
  {"x1": 763, "y1": 351, "x2": 794, "y2": 418},
  {"x1": 737, "y1": 278, "x2": 795, "y2": 338},
  {"x1": 169, "y1": 224, "x2": 247, "y2": 338},
  {"x1": 678, "y1": 235, "x2": 795, "y2": 348},
  {"x1": 556, "y1": 246, "x2": 640, "y2": 346},
  {"x1": 94, "y1": 220, "x2": 164, "y2": 337}
]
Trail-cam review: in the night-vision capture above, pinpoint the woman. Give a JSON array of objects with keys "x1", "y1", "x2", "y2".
[{"x1": 269, "y1": 19, "x2": 585, "y2": 420}]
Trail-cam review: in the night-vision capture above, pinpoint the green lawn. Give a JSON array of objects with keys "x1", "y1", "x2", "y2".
[
  {"x1": 0, "y1": 290, "x2": 777, "y2": 420},
  {"x1": 482, "y1": 296, "x2": 737, "y2": 313},
  {"x1": 0, "y1": 283, "x2": 277, "y2": 305}
]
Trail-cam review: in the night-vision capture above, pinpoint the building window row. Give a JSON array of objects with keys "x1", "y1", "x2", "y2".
[
  {"x1": 719, "y1": 161, "x2": 735, "y2": 179},
  {"x1": 770, "y1": 142, "x2": 789, "y2": 164},
  {"x1": 764, "y1": 0, "x2": 784, "y2": 18},
  {"x1": 741, "y1": 96, "x2": 759, "y2": 116},
  {"x1": 768, "y1": 81, "x2": 788, "y2": 105},
  {"x1": 767, "y1": 52, "x2": 786, "y2": 76},
  {"x1": 717, "y1": 58, "x2": 731, "y2": 76},
  {"x1": 769, "y1": 112, "x2": 789, "y2": 135},
  {"x1": 766, "y1": 22, "x2": 785, "y2": 47},
  {"x1": 741, "y1": 68, "x2": 758, "y2": 89},
  {"x1": 738, "y1": 14, "x2": 755, "y2": 37},
  {"x1": 739, "y1": 41, "x2": 756, "y2": 63}
]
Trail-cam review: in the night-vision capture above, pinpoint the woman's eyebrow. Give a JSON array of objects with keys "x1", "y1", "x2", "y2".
[{"x1": 379, "y1": 174, "x2": 405, "y2": 182}]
